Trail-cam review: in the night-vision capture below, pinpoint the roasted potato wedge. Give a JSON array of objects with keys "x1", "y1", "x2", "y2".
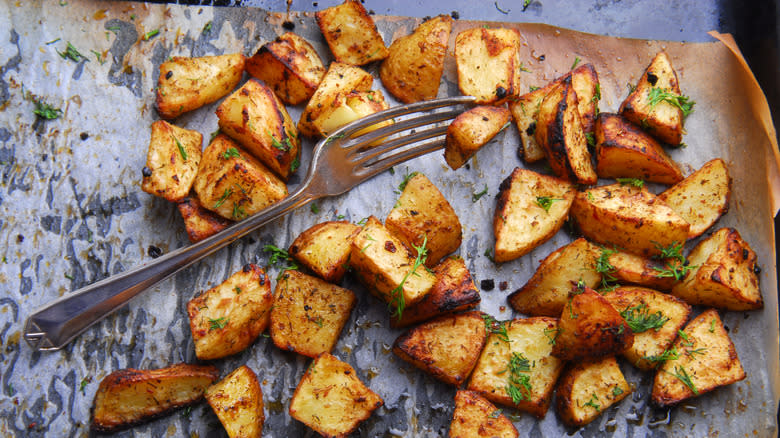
[
  {"x1": 555, "y1": 356, "x2": 632, "y2": 427},
  {"x1": 245, "y1": 32, "x2": 326, "y2": 105},
  {"x1": 604, "y1": 248, "x2": 678, "y2": 291},
  {"x1": 187, "y1": 264, "x2": 274, "y2": 360},
  {"x1": 494, "y1": 168, "x2": 577, "y2": 263},
  {"x1": 193, "y1": 134, "x2": 287, "y2": 221},
  {"x1": 652, "y1": 309, "x2": 745, "y2": 406},
  {"x1": 315, "y1": 0, "x2": 389, "y2": 66},
  {"x1": 141, "y1": 120, "x2": 202, "y2": 202},
  {"x1": 289, "y1": 220, "x2": 360, "y2": 283},
  {"x1": 570, "y1": 63, "x2": 601, "y2": 134},
  {"x1": 455, "y1": 27, "x2": 522, "y2": 104},
  {"x1": 671, "y1": 227, "x2": 762, "y2": 310},
  {"x1": 508, "y1": 238, "x2": 602, "y2": 317},
  {"x1": 312, "y1": 90, "x2": 392, "y2": 138},
  {"x1": 380, "y1": 15, "x2": 452, "y2": 103},
  {"x1": 509, "y1": 82, "x2": 557, "y2": 163},
  {"x1": 657, "y1": 158, "x2": 731, "y2": 238},
  {"x1": 205, "y1": 365, "x2": 264, "y2": 438},
  {"x1": 177, "y1": 194, "x2": 233, "y2": 243},
  {"x1": 155, "y1": 54, "x2": 245, "y2": 119},
  {"x1": 444, "y1": 105, "x2": 512, "y2": 170},
  {"x1": 450, "y1": 390, "x2": 519, "y2": 438},
  {"x1": 289, "y1": 353, "x2": 383, "y2": 437},
  {"x1": 386, "y1": 173, "x2": 462, "y2": 267},
  {"x1": 594, "y1": 113, "x2": 683, "y2": 184},
  {"x1": 91, "y1": 363, "x2": 219, "y2": 433}
]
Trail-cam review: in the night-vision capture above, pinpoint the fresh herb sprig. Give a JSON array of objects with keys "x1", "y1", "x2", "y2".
[
  {"x1": 33, "y1": 100, "x2": 62, "y2": 120},
  {"x1": 389, "y1": 236, "x2": 428, "y2": 319},
  {"x1": 648, "y1": 87, "x2": 695, "y2": 117},
  {"x1": 57, "y1": 42, "x2": 88, "y2": 62},
  {"x1": 208, "y1": 317, "x2": 228, "y2": 330},
  {"x1": 472, "y1": 185, "x2": 489, "y2": 202},
  {"x1": 482, "y1": 314, "x2": 510, "y2": 343},
  {"x1": 668, "y1": 365, "x2": 698, "y2": 395},
  {"x1": 595, "y1": 247, "x2": 618, "y2": 289},
  {"x1": 644, "y1": 346, "x2": 680, "y2": 363},
  {"x1": 503, "y1": 352, "x2": 532, "y2": 404},
  {"x1": 616, "y1": 177, "x2": 644, "y2": 188},
  {"x1": 535, "y1": 196, "x2": 562, "y2": 213},
  {"x1": 620, "y1": 303, "x2": 669, "y2": 333}
]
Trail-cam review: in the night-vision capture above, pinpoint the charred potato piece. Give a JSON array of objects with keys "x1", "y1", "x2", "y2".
[
  {"x1": 508, "y1": 238, "x2": 602, "y2": 317},
  {"x1": 594, "y1": 113, "x2": 683, "y2": 184},
  {"x1": 444, "y1": 105, "x2": 512, "y2": 170},
  {"x1": 141, "y1": 120, "x2": 203, "y2": 202},
  {"x1": 187, "y1": 264, "x2": 274, "y2": 360},
  {"x1": 386, "y1": 173, "x2": 462, "y2": 267},
  {"x1": 155, "y1": 54, "x2": 245, "y2": 119},
  {"x1": 494, "y1": 168, "x2": 577, "y2": 263},
  {"x1": 91, "y1": 363, "x2": 219, "y2": 433},
  {"x1": 393, "y1": 311, "x2": 487, "y2": 386},
  {"x1": 315, "y1": 0, "x2": 389, "y2": 66},
  {"x1": 270, "y1": 270, "x2": 356, "y2": 358},
  {"x1": 177, "y1": 194, "x2": 233, "y2": 243},
  {"x1": 205, "y1": 366, "x2": 264, "y2": 438},
  {"x1": 555, "y1": 356, "x2": 632, "y2": 427},
  {"x1": 605, "y1": 248, "x2": 678, "y2": 291},
  {"x1": 380, "y1": 15, "x2": 453, "y2": 103},
  {"x1": 658, "y1": 158, "x2": 731, "y2": 238},
  {"x1": 450, "y1": 390, "x2": 519, "y2": 438},
  {"x1": 570, "y1": 183, "x2": 690, "y2": 257},
  {"x1": 570, "y1": 63, "x2": 601, "y2": 134},
  {"x1": 289, "y1": 353, "x2": 383, "y2": 437},
  {"x1": 509, "y1": 82, "x2": 558, "y2": 163},
  {"x1": 671, "y1": 227, "x2": 762, "y2": 310},
  {"x1": 652, "y1": 309, "x2": 745, "y2": 406},
  {"x1": 455, "y1": 27, "x2": 523, "y2": 104},
  {"x1": 289, "y1": 221, "x2": 360, "y2": 283},
  {"x1": 245, "y1": 32, "x2": 326, "y2": 105},
  {"x1": 193, "y1": 134, "x2": 287, "y2": 221},
  {"x1": 312, "y1": 90, "x2": 392, "y2": 138},
  {"x1": 216, "y1": 78, "x2": 300, "y2": 180}
]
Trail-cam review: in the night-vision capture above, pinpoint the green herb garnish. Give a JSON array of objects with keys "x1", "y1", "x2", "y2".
[
  {"x1": 620, "y1": 303, "x2": 669, "y2": 333},
  {"x1": 617, "y1": 177, "x2": 644, "y2": 188},
  {"x1": 208, "y1": 317, "x2": 228, "y2": 330},
  {"x1": 595, "y1": 246, "x2": 618, "y2": 288},
  {"x1": 482, "y1": 314, "x2": 510, "y2": 343},
  {"x1": 612, "y1": 385, "x2": 624, "y2": 397},
  {"x1": 585, "y1": 132, "x2": 596, "y2": 148},
  {"x1": 494, "y1": 1, "x2": 510, "y2": 14},
  {"x1": 398, "y1": 170, "x2": 419, "y2": 192},
  {"x1": 173, "y1": 136, "x2": 188, "y2": 161},
  {"x1": 33, "y1": 100, "x2": 62, "y2": 120},
  {"x1": 535, "y1": 196, "x2": 561, "y2": 213},
  {"x1": 543, "y1": 327, "x2": 562, "y2": 345},
  {"x1": 310, "y1": 203, "x2": 320, "y2": 214},
  {"x1": 389, "y1": 236, "x2": 428, "y2": 319},
  {"x1": 668, "y1": 365, "x2": 698, "y2": 395},
  {"x1": 202, "y1": 21, "x2": 213, "y2": 34},
  {"x1": 214, "y1": 189, "x2": 232, "y2": 208},
  {"x1": 504, "y1": 352, "x2": 532, "y2": 404},
  {"x1": 647, "y1": 87, "x2": 695, "y2": 117},
  {"x1": 57, "y1": 42, "x2": 88, "y2": 62},
  {"x1": 583, "y1": 393, "x2": 600, "y2": 411},
  {"x1": 644, "y1": 346, "x2": 679, "y2": 363},
  {"x1": 221, "y1": 147, "x2": 241, "y2": 160},
  {"x1": 143, "y1": 29, "x2": 160, "y2": 41},
  {"x1": 472, "y1": 185, "x2": 489, "y2": 202},
  {"x1": 571, "y1": 56, "x2": 581, "y2": 70}
]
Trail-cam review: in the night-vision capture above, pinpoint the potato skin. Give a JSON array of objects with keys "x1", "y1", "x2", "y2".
[
  {"x1": 141, "y1": 120, "x2": 203, "y2": 202},
  {"x1": 509, "y1": 82, "x2": 558, "y2": 163},
  {"x1": 570, "y1": 63, "x2": 601, "y2": 134},
  {"x1": 455, "y1": 27, "x2": 523, "y2": 104},
  {"x1": 205, "y1": 366, "x2": 264, "y2": 438},
  {"x1": 177, "y1": 194, "x2": 233, "y2": 243},
  {"x1": 445, "y1": 105, "x2": 512, "y2": 170},
  {"x1": 289, "y1": 221, "x2": 360, "y2": 283},
  {"x1": 315, "y1": 0, "x2": 389, "y2": 66},
  {"x1": 606, "y1": 249, "x2": 678, "y2": 291}
]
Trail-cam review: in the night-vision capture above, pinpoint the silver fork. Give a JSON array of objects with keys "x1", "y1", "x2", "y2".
[{"x1": 23, "y1": 95, "x2": 476, "y2": 351}]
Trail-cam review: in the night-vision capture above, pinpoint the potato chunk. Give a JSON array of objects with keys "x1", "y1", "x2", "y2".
[
  {"x1": 555, "y1": 357, "x2": 632, "y2": 427},
  {"x1": 315, "y1": 0, "x2": 389, "y2": 66},
  {"x1": 205, "y1": 366, "x2": 264, "y2": 438},
  {"x1": 91, "y1": 363, "x2": 219, "y2": 433},
  {"x1": 380, "y1": 15, "x2": 452, "y2": 103},
  {"x1": 245, "y1": 32, "x2": 326, "y2": 105},
  {"x1": 671, "y1": 227, "x2": 762, "y2": 310},
  {"x1": 216, "y1": 78, "x2": 300, "y2": 180},
  {"x1": 192, "y1": 134, "x2": 287, "y2": 221},
  {"x1": 570, "y1": 63, "x2": 601, "y2": 134},
  {"x1": 493, "y1": 168, "x2": 576, "y2": 263},
  {"x1": 455, "y1": 27, "x2": 523, "y2": 104},
  {"x1": 187, "y1": 264, "x2": 274, "y2": 360},
  {"x1": 155, "y1": 54, "x2": 245, "y2": 119},
  {"x1": 652, "y1": 309, "x2": 745, "y2": 406},
  {"x1": 450, "y1": 390, "x2": 519, "y2": 438},
  {"x1": 289, "y1": 221, "x2": 360, "y2": 283},
  {"x1": 270, "y1": 270, "x2": 356, "y2": 358},
  {"x1": 386, "y1": 173, "x2": 462, "y2": 266},
  {"x1": 445, "y1": 105, "x2": 512, "y2": 170},
  {"x1": 177, "y1": 194, "x2": 233, "y2": 243},
  {"x1": 312, "y1": 90, "x2": 392, "y2": 138},
  {"x1": 141, "y1": 120, "x2": 202, "y2": 202},
  {"x1": 604, "y1": 249, "x2": 678, "y2": 291},
  {"x1": 289, "y1": 353, "x2": 383, "y2": 437}
]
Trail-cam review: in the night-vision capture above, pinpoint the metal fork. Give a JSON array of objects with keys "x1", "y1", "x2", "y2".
[{"x1": 23, "y1": 95, "x2": 476, "y2": 351}]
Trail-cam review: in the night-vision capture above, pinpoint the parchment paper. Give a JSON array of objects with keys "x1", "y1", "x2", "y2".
[{"x1": 0, "y1": 1, "x2": 778, "y2": 437}]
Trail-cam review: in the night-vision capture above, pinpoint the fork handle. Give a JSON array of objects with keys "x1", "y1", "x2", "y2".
[{"x1": 23, "y1": 188, "x2": 315, "y2": 351}]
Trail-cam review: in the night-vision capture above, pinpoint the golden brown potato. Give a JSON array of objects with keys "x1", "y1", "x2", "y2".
[
  {"x1": 570, "y1": 183, "x2": 690, "y2": 257},
  {"x1": 445, "y1": 105, "x2": 512, "y2": 170},
  {"x1": 245, "y1": 32, "x2": 326, "y2": 105},
  {"x1": 270, "y1": 270, "x2": 356, "y2": 358},
  {"x1": 450, "y1": 390, "x2": 519, "y2": 438},
  {"x1": 205, "y1": 366, "x2": 264, "y2": 438},
  {"x1": 508, "y1": 238, "x2": 602, "y2": 317},
  {"x1": 603, "y1": 286, "x2": 692, "y2": 370},
  {"x1": 215, "y1": 78, "x2": 300, "y2": 180},
  {"x1": 493, "y1": 168, "x2": 577, "y2": 263},
  {"x1": 187, "y1": 264, "x2": 274, "y2": 360},
  {"x1": 393, "y1": 311, "x2": 487, "y2": 386},
  {"x1": 91, "y1": 363, "x2": 219, "y2": 433},
  {"x1": 657, "y1": 158, "x2": 731, "y2": 238},
  {"x1": 289, "y1": 221, "x2": 360, "y2": 283},
  {"x1": 312, "y1": 90, "x2": 392, "y2": 138},
  {"x1": 652, "y1": 309, "x2": 745, "y2": 406},
  {"x1": 467, "y1": 317, "x2": 565, "y2": 417},
  {"x1": 535, "y1": 76, "x2": 597, "y2": 184},
  {"x1": 289, "y1": 353, "x2": 383, "y2": 437},
  {"x1": 315, "y1": 0, "x2": 389, "y2": 66},
  {"x1": 508, "y1": 82, "x2": 558, "y2": 163},
  {"x1": 555, "y1": 357, "x2": 632, "y2": 427},
  {"x1": 605, "y1": 249, "x2": 678, "y2": 291},
  {"x1": 390, "y1": 255, "x2": 481, "y2": 328},
  {"x1": 552, "y1": 287, "x2": 634, "y2": 361},
  {"x1": 192, "y1": 134, "x2": 287, "y2": 221},
  {"x1": 155, "y1": 54, "x2": 245, "y2": 119},
  {"x1": 177, "y1": 194, "x2": 233, "y2": 243},
  {"x1": 671, "y1": 227, "x2": 762, "y2": 311},
  {"x1": 385, "y1": 173, "x2": 462, "y2": 267},
  {"x1": 594, "y1": 113, "x2": 683, "y2": 184},
  {"x1": 380, "y1": 15, "x2": 452, "y2": 103},
  {"x1": 455, "y1": 27, "x2": 522, "y2": 104},
  {"x1": 570, "y1": 63, "x2": 601, "y2": 134},
  {"x1": 141, "y1": 120, "x2": 203, "y2": 202}
]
